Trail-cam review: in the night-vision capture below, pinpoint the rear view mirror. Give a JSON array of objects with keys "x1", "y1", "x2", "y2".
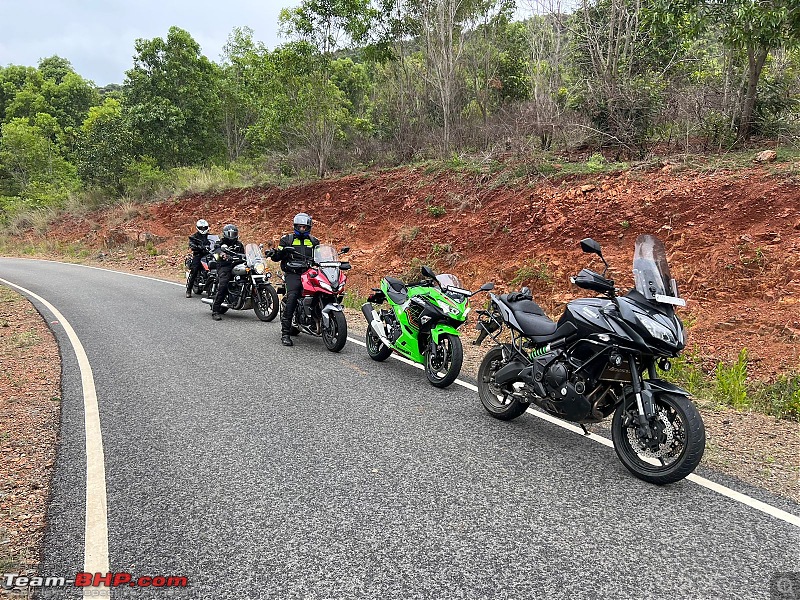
[
  {"x1": 480, "y1": 282, "x2": 494, "y2": 291},
  {"x1": 340, "y1": 246, "x2": 350, "y2": 254},
  {"x1": 580, "y1": 238, "x2": 602, "y2": 256},
  {"x1": 421, "y1": 265, "x2": 436, "y2": 278}
]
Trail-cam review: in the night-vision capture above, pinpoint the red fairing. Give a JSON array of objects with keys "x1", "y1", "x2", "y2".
[{"x1": 299, "y1": 268, "x2": 347, "y2": 296}]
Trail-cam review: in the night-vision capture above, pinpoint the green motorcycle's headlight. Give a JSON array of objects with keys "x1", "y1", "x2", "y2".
[{"x1": 437, "y1": 299, "x2": 460, "y2": 316}]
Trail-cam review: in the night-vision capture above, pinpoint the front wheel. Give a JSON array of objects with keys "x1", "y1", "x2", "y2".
[
  {"x1": 254, "y1": 285, "x2": 279, "y2": 322},
  {"x1": 611, "y1": 392, "x2": 705, "y2": 485},
  {"x1": 477, "y1": 346, "x2": 529, "y2": 420},
  {"x1": 366, "y1": 324, "x2": 392, "y2": 361},
  {"x1": 425, "y1": 333, "x2": 463, "y2": 388},
  {"x1": 322, "y1": 310, "x2": 347, "y2": 352}
]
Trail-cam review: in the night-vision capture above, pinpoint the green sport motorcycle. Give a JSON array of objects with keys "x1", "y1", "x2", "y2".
[{"x1": 361, "y1": 266, "x2": 494, "y2": 388}]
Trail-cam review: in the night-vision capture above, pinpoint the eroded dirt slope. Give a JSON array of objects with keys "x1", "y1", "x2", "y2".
[{"x1": 41, "y1": 164, "x2": 800, "y2": 378}]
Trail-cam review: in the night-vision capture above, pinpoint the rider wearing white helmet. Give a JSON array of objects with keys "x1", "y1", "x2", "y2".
[{"x1": 186, "y1": 219, "x2": 211, "y2": 298}]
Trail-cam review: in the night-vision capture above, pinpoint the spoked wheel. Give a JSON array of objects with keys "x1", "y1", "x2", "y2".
[
  {"x1": 611, "y1": 392, "x2": 705, "y2": 485},
  {"x1": 322, "y1": 310, "x2": 347, "y2": 352},
  {"x1": 477, "y1": 346, "x2": 529, "y2": 420},
  {"x1": 425, "y1": 333, "x2": 463, "y2": 388},
  {"x1": 366, "y1": 324, "x2": 392, "y2": 361},
  {"x1": 254, "y1": 285, "x2": 279, "y2": 322}
]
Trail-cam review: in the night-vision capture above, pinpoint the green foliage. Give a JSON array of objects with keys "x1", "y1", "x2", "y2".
[
  {"x1": 120, "y1": 157, "x2": 170, "y2": 199},
  {"x1": 509, "y1": 259, "x2": 552, "y2": 287},
  {"x1": 715, "y1": 348, "x2": 749, "y2": 409},
  {"x1": 0, "y1": 118, "x2": 79, "y2": 206},
  {"x1": 427, "y1": 204, "x2": 446, "y2": 217},
  {"x1": 124, "y1": 27, "x2": 224, "y2": 168},
  {"x1": 76, "y1": 98, "x2": 132, "y2": 193}
]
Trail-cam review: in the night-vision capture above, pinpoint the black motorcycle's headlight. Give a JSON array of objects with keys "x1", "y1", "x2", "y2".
[{"x1": 636, "y1": 313, "x2": 677, "y2": 344}]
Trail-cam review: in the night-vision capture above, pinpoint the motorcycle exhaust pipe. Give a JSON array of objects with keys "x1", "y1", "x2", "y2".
[
  {"x1": 201, "y1": 298, "x2": 230, "y2": 309},
  {"x1": 361, "y1": 302, "x2": 392, "y2": 347}
]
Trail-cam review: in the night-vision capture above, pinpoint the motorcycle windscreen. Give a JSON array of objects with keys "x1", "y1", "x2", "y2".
[
  {"x1": 632, "y1": 234, "x2": 679, "y2": 302},
  {"x1": 314, "y1": 244, "x2": 339, "y2": 264},
  {"x1": 436, "y1": 273, "x2": 467, "y2": 302},
  {"x1": 245, "y1": 243, "x2": 265, "y2": 266}
]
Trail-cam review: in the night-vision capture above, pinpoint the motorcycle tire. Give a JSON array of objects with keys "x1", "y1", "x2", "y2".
[
  {"x1": 366, "y1": 325, "x2": 392, "y2": 361},
  {"x1": 254, "y1": 285, "x2": 279, "y2": 322},
  {"x1": 611, "y1": 392, "x2": 705, "y2": 485},
  {"x1": 322, "y1": 310, "x2": 347, "y2": 352},
  {"x1": 477, "y1": 346, "x2": 529, "y2": 420},
  {"x1": 425, "y1": 333, "x2": 463, "y2": 388}
]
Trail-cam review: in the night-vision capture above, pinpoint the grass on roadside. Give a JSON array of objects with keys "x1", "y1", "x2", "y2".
[{"x1": 659, "y1": 347, "x2": 800, "y2": 421}]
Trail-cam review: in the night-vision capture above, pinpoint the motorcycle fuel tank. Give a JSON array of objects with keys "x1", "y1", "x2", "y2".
[{"x1": 560, "y1": 297, "x2": 622, "y2": 337}]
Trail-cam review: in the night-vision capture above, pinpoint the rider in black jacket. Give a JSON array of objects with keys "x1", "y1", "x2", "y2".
[
  {"x1": 186, "y1": 219, "x2": 212, "y2": 298},
  {"x1": 211, "y1": 224, "x2": 246, "y2": 321},
  {"x1": 270, "y1": 213, "x2": 319, "y2": 346}
]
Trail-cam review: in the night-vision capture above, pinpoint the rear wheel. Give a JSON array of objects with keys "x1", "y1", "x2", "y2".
[
  {"x1": 425, "y1": 333, "x2": 463, "y2": 388},
  {"x1": 322, "y1": 310, "x2": 347, "y2": 352},
  {"x1": 477, "y1": 346, "x2": 529, "y2": 420},
  {"x1": 611, "y1": 392, "x2": 705, "y2": 485},
  {"x1": 254, "y1": 284, "x2": 279, "y2": 322},
  {"x1": 366, "y1": 325, "x2": 392, "y2": 361}
]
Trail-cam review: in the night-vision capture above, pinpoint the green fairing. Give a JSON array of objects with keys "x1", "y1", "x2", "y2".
[{"x1": 378, "y1": 276, "x2": 470, "y2": 365}]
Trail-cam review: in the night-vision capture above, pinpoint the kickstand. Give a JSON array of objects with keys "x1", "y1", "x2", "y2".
[{"x1": 580, "y1": 424, "x2": 590, "y2": 436}]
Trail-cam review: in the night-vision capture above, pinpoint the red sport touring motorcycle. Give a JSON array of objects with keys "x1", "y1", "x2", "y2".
[{"x1": 278, "y1": 244, "x2": 352, "y2": 352}]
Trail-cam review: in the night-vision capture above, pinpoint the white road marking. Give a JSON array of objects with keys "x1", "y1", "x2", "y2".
[
  {"x1": 0, "y1": 276, "x2": 110, "y2": 599},
  {"x1": 346, "y1": 335, "x2": 800, "y2": 528},
  {"x1": 3, "y1": 258, "x2": 799, "y2": 535}
]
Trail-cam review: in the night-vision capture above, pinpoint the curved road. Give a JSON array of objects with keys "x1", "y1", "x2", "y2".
[{"x1": 1, "y1": 258, "x2": 798, "y2": 600}]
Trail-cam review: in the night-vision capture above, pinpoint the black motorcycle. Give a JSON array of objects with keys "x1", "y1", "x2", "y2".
[
  {"x1": 184, "y1": 234, "x2": 220, "y2": 297},
  {"x1": 474, "y1": 234, "x2": 705, "y2": 484},
  {"x1": 201, "y1": 243, "x2": 279, "y2": 322}
]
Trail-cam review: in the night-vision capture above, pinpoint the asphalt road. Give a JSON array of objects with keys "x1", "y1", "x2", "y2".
[{"x1": 1, "y1": 258, "x2": 798, "y2": 600}]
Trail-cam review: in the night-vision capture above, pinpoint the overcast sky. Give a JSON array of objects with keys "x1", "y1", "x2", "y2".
[{"x1": 0, "y1": 1, "x2": 298, "y2": 86}]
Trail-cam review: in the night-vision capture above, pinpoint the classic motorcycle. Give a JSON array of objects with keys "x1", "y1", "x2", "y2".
[
  {"x1": 474, "y1": 235, "x2": 705, "y2": 484},
  {"x1": 277, "y1": 244, "x2": 351, "y2": 352},
  {"x1": 201, "y1": 243, "x2": 279, "y2": 321},
  {"x1": 184, "y1": 234, "x2": 220, "y2": 296},
  {"x1": 362, "y1": 266, "x2": 494, "y2": 388}
]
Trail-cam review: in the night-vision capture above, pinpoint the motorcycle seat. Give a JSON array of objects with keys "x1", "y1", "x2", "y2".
[
  {"x1": 384, "y1": 276, "x2": 408, "y2": 304},
  {"x1": 499, "y1": 294, "x2": 546, "y2": 315},
  {"x1": 498, "y1": 295, "x2": 557, "y2": 337}
]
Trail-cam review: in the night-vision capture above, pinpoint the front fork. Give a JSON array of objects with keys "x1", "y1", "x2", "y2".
[{"x1": 629, "y1": 357, "x2": 657, "y2": 441}]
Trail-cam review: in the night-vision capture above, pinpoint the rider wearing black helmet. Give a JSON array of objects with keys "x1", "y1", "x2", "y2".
[
  {"x1": 186, "y1": 219, "x2": 212, "y2": 298},
  {"x1": 211, "y1": 224, "x2": 245, "y2": 321},
  {"x1": 270, "y1": 213, "x2": 319, "y2": 345}
]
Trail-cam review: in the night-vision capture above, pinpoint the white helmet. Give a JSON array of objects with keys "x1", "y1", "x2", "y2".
[{"x1": 196, "y1": 219, "x2": 209, "y2": 235}]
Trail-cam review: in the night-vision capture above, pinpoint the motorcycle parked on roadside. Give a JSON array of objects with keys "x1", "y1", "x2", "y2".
[
  {"x1": 362, "y1": 266, "x2": 494, "y2": 388},
  {"x1": 277, "y1": 244, "x2": 351, "y2": 352},
  {"x1": 184, "y1": 234, "x2": 219, "y2": 297},
  {"x1": 201, "y1": 243, "x2": 279, "y2": 321},
  {"x1": 473, "y1": 234, "x2": 705, "y2": 484}
]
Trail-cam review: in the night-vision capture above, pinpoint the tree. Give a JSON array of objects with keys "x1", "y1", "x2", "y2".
[
  {"x1": 219, "y1": 27, "x2": 264, "y2": 162},
  {"x1": 279, "y1": 0, "x2": 377, "y2": 175},
  {"x1": 0, "y1": 118, "x2": 78, "y2": 205},
  {"x1": 76, "y1": 98, "x2": 132, "y2": 192},
  {"x1": 124, "y1": 27, "x2": 224, "y2": 167},
  {"x1": 653, "y1": 0, "x2": 800, "y2": 141},
  {"x1": 408, "y1": 0, "x2": 470, "y2": 154}
]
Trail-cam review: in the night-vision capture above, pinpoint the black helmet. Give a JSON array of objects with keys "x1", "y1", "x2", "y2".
[
  {"x1": 222, "y1": 224, "x2": 238, "y2": 241},
  {"x1": 196, "y1": 219, "x2": 209, "y2": 235},
  {"x1": 293, "y1": 213, "x2": 312, "y2": 235}
]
